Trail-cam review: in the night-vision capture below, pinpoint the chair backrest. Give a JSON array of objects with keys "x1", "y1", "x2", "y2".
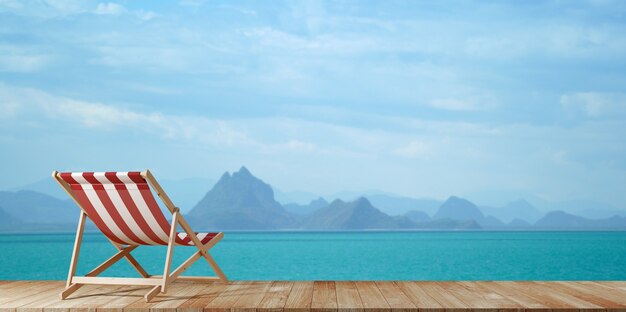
[{"x1": 56, "y1": 171, "x2": 173, "y2": 246}]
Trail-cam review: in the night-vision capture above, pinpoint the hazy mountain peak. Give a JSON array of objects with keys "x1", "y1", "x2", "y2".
[
  {"x1": 330, "y1": 198, "x2": 345, "y2": 205},
  {"x1": 434, "y1": 196, "x2": 484, "y2": 221},
  {"x1": 311, "y1": 197, "x2": 328, "y2": 206},
  {"x1": 301, "y1": 197, "x2": 415, "y2": 229},
  {"x1": 218, "y1": 171, "x2": 231, "y2": 182},
  {"x1": 534, "y1": 210, "x2": 626, "y2": 229},
  {"x1": 236, "y1": 166, "x2": 251, "y2": 177},
  {"x1": 354, "y1": 196, "x2": 371, "y2": 206},
  {"x1": 187, "y1": 167, "x2": 292, "y2": 230}
]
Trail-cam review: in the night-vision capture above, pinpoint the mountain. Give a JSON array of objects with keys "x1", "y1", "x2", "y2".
[
  {"x1": 0, "y1": 206, "x2": 18, "y2": 225},
  {"x1": 479, "y1": 215, "x2": 507, "y2": 228},
  {"x1": 366, "y1": 194, "x2": 442, "y2": 216},
  {"x1": 508, "y1": 218, "x2": 531, "y2": 228},
  {"x1": 534, "y1": 210, "x2": 626, "y2": 229},
  {"x1": 416, "y1": 218, "x2": 482, "y2": 230},
  {"x1": 187, "y1": 167, "x2": 293, "y2": 230},
  {"x1": 300, "y1": 197, "x2": 415, "y2": 230},
  {"x1": 481, "y1": 199, "x2": 543, "y2": 223},
  {"x1": 12, "y1": 178, "x2": 66, "y2": 199},
  {"x1": 404, "y1": 210, "x2": 431, "y2": 223},
  {"x1": 158, "y1": 177, "x2": 215, "y2": 213},
  {"x1": 0, "y1": 190, "x2": 76, "y2": 224},
  {"x1": 548, "y1": 200, "x2": 626, "y2": 219},
  {"x1": 325, "y1": 190, "x2": 390, "y2": 202},
  {"x1": 434, "y1": 196, "x2": 485, "y2": 221},
  {"x1": 273, "y1": 189, "x2": 320, "y2": 205},
  {"x1": 284, "y1": 197, "x2": 329, "y2": 215}
]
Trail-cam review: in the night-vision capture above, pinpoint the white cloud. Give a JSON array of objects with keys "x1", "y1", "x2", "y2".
[
  {"x1": 430, "y1": 98, "x2": 476, "y2": 111},
  {"x1": 0, "y1": 83, "x2": 251, "y2": 146},
  {"x1": 393, "y1": 141, "x2": 430, "y2": 159},
  {"x1": 0, "y1": 102, "x2": 19, "y2": 118},
  {"x1": 0, "y1": 46, "x2": 50, "y2": 73},
  {"x1": 137, "y1": 10, "x2": 157, "y2": 21},
  {"x1": 561, "y1": 92, "x2": 626, "y2": 118},
  {"x1": 178, "y1": 0, "x2": 205, "y2": 7},
  {"x1": 429, "y1": 92, "x2": 498, "y2": 111},
  {"x1": 0, "y1": 0, "x2": 88, "y2": 17},
  {"x1": 0, "y1": 54, "x2": 48, "y2": 72},
  {"x1": 259, "y1": 140, "x2": 317, "y2": 155},
  {"x1": 94, "y1": 2, "x2": 126, "y2": 16}
]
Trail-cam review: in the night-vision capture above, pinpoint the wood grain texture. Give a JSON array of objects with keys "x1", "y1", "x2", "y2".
[
  {"x1": 176, "y1": 282, "x2": 228, "y2": 312},
  {"x1": 335, "y1": 282, "x2": 362, "y2": 312},
  {"x1": 375, "y1": 282, "x2": 416, "y2": 312},
  {"x1": 354, "y1": 281, "x2": 389, "y2": 312},
  {"x1": 284, "y1": 281, "x2": 313, "y2": 312},
  {"x1": 1, "y1": 281, "x2": 626, "y2": 312},
  {"x1": 258, "y1": 281, "x2": 294, "y2": 312},
  {"x1": 311, "y1": 281, "x2": 337, "y2": 312},
  {"x1": 395, "y1": 281, "x2": 443, "y2": 312}
]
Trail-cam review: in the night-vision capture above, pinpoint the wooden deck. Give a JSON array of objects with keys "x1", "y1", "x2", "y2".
[{"x1": 1, "y1": 280, "x2": 626, "y2": 312}]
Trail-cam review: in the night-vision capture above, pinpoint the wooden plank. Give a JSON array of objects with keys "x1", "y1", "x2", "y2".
[
  {"x1": 311, "y1": 281, "x2": 337, "y2": 312},
  {"x1": 4, "y1": 280, "x2": 626, "y2": 312},
  {"x1": 0, "y1": 281, "x2": 23, "y2": 291},
  {"x1": 230, "y1": 281, "x2": 273, "y2": 312},
  {"x1": 575, "y1": 282, "x2": 626, "y2": 306},
  {"x1": 529, "y1": 281, "x2": 604, "y2": 311},
  {"x1": 285, "y1": 281, "x2": 314, "y2": 312},
  {"x1": 258, "y1": 281, "x2": 294, "y2": 312},
  {"x1": 552, "y1": 282, "x2": 626, "y2": 310},
  {"x1": 145, "y1": 282, "x2": 207, "y2": 312},
  {"x1": 0, "y1": 281, "x2": 39, "y2": 304},
  {"x1": 335, "y1": 282, "x2": 363, "y2": 312},
  {"x1": 94, "y1": 286, "x2": 153, "y2": 312},
  {"x1": 204, "y1": 281, "x2": 255, "y2": 312},
  {"x1": 496, "y1": 281, "x2": 593, "y2": 312},
  {"x1": 354, "y1": 281, "x2": 389, "y2": 312},
  {"x1": 502, "y1": 282, "x2": 605, "y2": 312},
  {"x1": 395, "y1": 281, "x2": 443, "y2": 312},
  {"x1": 439, "y1": 282, "x2": 509, "y2": 312},
  {"x1": 455, "y1": 282, "x2": 524, "y2": 311},
  {"x1": 477, "y1": 281, "x2": 550, "y2": 310},
  {"x1": 123, "y1": 282, "x2": 206, "y2": 312},
  {"x1": 176, "y1": 283, "x2": 229, "y2": 312},
  {"x1": 37, "y1": 284, "x2": 125, "y2": 312},
  {"x1": 415, "y1": 282, "x2": 468, "y2": 312},
  {"x1": 71, "y1": 277, "x2": 162, "y2": 286},
  {"x1": 0, "y1": 281, "x2": 64, "y2": 309},
  {"x1": 375, "y1": 282, "x2": 416, "y2": 312}
]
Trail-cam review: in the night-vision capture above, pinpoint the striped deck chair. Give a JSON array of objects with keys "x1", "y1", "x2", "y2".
[{"x1": 52, "y1": 170, "x2": 228, "y2": 302}]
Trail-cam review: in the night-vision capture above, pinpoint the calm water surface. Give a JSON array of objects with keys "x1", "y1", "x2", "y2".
[{"x1": 1, "y1": 231, "x2": 625, "y2": 280}]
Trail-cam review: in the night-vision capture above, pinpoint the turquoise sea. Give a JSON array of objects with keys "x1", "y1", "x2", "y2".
[{"x1": 1, "y1": 231, "x2": 625, "y2": 280}]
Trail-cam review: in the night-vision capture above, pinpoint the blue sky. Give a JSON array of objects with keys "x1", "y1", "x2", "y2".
[{"x1": 1, "y1": 0, "x2": 625, "y2": 207}]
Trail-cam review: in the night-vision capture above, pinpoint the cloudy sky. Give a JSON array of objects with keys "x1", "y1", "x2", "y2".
[{"x1": 1, "y1": 0, "x2": 625, "y2": 207}]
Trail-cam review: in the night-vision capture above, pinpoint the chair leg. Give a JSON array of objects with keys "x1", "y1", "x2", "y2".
[
  {"x1": 60, "y1": 283, "x2": 83, "y2": 299},
  {"x1": 60, "y1": 211, "x2": 86, "y2": 299},
  {"x1": 144, "y1": 285, "x2": 161, "y2": 302},
  {"x1": 108, "y1": 239, "x2": 151, "y2": 278},
  {"x1": 201, "y1": 252, "x2": 228, "y2": 282},
  {"x1": 161, "y1": 210, "x2": 179, "y2": 293}
]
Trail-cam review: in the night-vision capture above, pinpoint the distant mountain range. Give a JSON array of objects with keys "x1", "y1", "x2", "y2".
[
  {"x1": 299, "y1": 197, "x2": 414, "y2": 230},
  {"x1": 187, "y1": 167, "x2": 293, "y2": 230},
  {"x1": 284, "y1": 197, "x2": 329, "y2": 215},
  {"x1": 2, "y1": 166, "x2": 626, "y2": 232}
]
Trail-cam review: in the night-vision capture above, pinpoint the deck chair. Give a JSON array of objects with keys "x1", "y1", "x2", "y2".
[{"x1": 52, "y1": 170, "x2": 228, "y2": 302}]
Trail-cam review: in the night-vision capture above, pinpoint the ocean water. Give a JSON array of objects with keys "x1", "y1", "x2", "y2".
[{"x1": 1, "y1": 231, "x2": 625, "y2": 280}]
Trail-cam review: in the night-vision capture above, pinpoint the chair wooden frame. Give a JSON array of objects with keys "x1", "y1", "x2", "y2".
[{"x1": 52, "y1": 170, "x2": 228, "y2": 302}]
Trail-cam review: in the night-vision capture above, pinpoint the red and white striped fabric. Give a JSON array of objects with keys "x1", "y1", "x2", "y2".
[{"x1": 59, "y1": 171, "x2": 217, "y2": 246}]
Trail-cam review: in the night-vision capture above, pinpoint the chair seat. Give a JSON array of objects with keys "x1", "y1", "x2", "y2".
[{"x1": 176, "y1": 232, "x2": 219, "y2": 246}]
